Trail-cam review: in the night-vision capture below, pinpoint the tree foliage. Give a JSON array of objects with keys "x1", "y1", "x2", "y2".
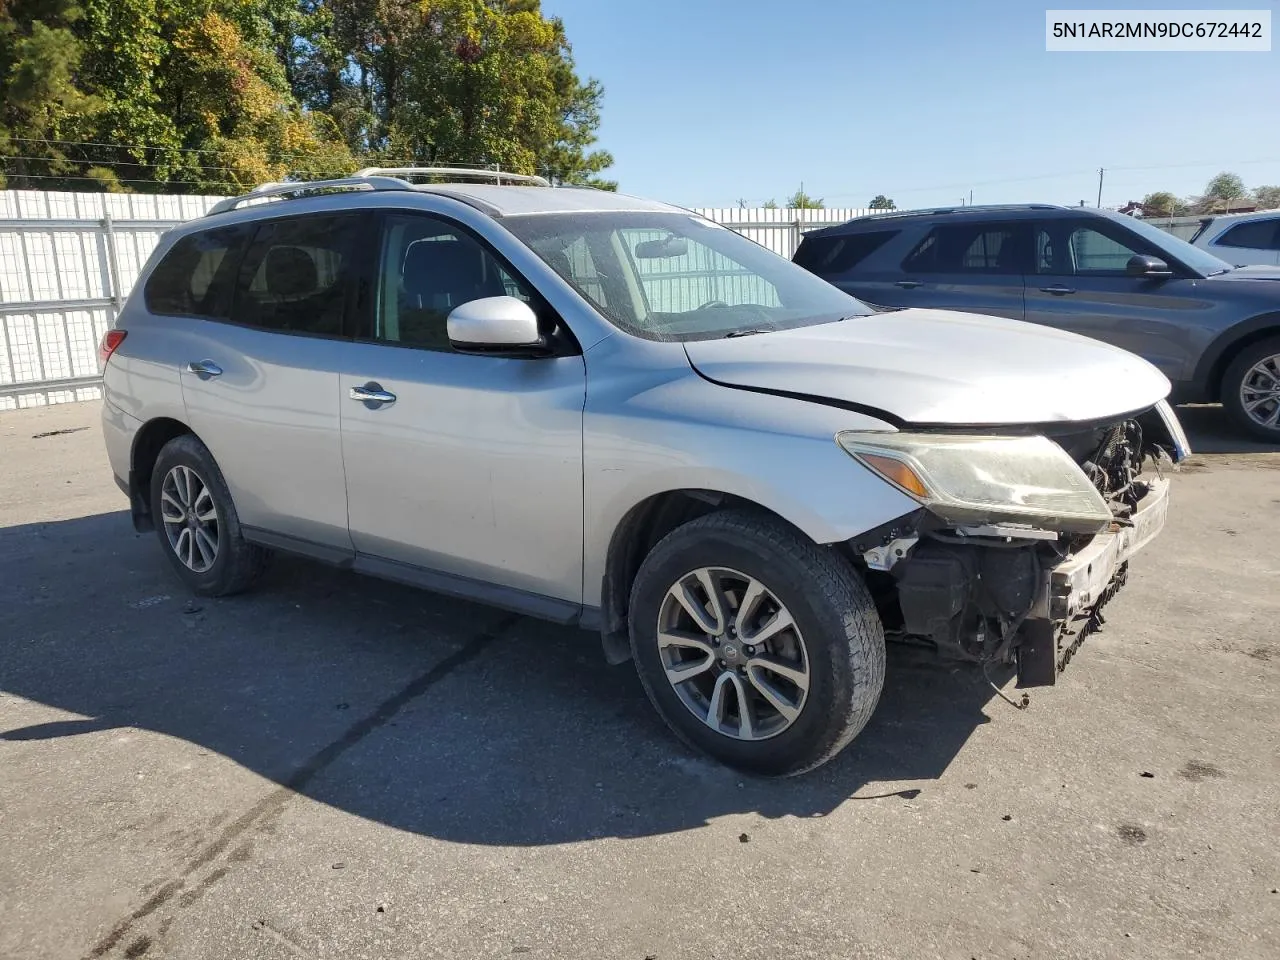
[
  {"x1": 1252, "y1": 185, "x2": 1280, "y2": 210},
  {"x1": 786, "y1": 184, "x2": 823, "y2": 209},
  {"x1": 868, "y1": 194, "x2": 895, "y2": 210},
  {"x1": 0, "y1": 0, "x2": 613, "y2": 192},
  {"x1": 1140, "y1": 191, "x2": 1179, "y2": 216}
]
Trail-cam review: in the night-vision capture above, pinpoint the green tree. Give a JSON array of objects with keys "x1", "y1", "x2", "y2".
[
  {"x1": 787, "y1": 184, "x2": 823, "y2": 209},
  {"x1": 0, "y1": 1, "x2": 105, "y2": 188},
  {"x1": 1252, "y1": 185, "x2": 1280, "y2": 210},
  {"x1": 0, "y1": 0, "x2": 610, "y2": 194},
  {"x1": 762, "y1": 199, "x2": 778, "y2": 209},
  {"x1": 1141, "y1": 191, "x2": 1179, "y2": 216},
  {"x1": 383, "y1": 0, "x2": 613, "y2": 186},
  {"x1": 868, "y1": 194, "x2": 895, "y2": 210},
  {"x1": 1196, "y1": 171, "x2": 1248, "y2": 212}
]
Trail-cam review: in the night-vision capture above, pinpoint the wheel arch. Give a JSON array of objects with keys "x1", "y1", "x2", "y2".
[
  {"x1": 596, "y1": 489, "x2": 827, "y2": 665},
  {"x1": 1194, "y1": 313, "x2": 1280, "y2": 402},
  {"x1": 129, "y1": 417, "x2": 199, "y2": 532}
]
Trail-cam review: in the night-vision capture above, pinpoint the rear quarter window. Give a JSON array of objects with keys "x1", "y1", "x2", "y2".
[
  {"x1": 1214, "y1": 219, "x2": 1280, "y2": 250},
  {"x1": 793, "y1": 230, "x2": 898, "y2": 274},
  {"x1": 144, "y1": 225, "x2": 252, "y2": 319}
]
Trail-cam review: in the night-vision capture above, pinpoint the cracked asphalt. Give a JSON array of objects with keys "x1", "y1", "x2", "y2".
[{"x1": 2, "y1": 400, "x2": 1278, "y2": 960}]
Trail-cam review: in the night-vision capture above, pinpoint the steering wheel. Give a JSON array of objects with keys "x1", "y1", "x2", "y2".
[{"x1": 698, "y1": 299, "x2": 730, "y2": 309}]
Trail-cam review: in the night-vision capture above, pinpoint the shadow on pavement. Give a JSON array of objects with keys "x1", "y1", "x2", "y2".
[
  {"x1": 1176, "y1": 403, "x2": 1278, "y2": 455},
  {"x1": 1, "y1": 511, "x2": 998, "y2": 846}
]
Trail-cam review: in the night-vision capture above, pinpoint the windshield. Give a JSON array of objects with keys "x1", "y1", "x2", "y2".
[
  {"x1": 503, "y1": 211, "x2": 873, "y2": 340},
  {"x1": 1119, "y1": 215, "x2": 1233, "y2": 275}
]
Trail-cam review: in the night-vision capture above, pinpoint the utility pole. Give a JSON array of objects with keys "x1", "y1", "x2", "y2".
[
  {"x1": 1096, "y1": 167, "x2": 1105, "y2": 208},
  {"x1": 969, "y1": 189, "x2": 974, "y2": 206}
]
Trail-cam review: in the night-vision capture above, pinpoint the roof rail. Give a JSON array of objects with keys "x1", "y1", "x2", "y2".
[
  {"x1": 207, "y1": 176, "x2": 414, "y2": 215},
  {"x1": 354, "y1": 166, "x2": 551, "y2": 187}
]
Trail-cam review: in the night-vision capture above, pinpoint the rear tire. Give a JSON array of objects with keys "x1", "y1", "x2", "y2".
[
  {"x1": 628, "y1": 509, "x2": 886, "y2": 777},
  {"x1": 1222, "y1": 336, "x2": 1280, "y2": 443},
  {"x1": 150, "y1": 434, "x2": 270, "y2": 596}
]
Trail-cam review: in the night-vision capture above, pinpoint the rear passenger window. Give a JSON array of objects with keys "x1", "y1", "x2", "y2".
[
  {"x1": 1215, "y1": 220, "x2": 1280, "y2": 250},
  {"x1": 793, "y1": 231, "x2": 897, "y2": 274},
  {"x1": 902, "y1": 224, "x2": 1024, "y2": 274},
  {"x1": 232, "y1": 215, "x2": 366, "y2": 336},
  {"x1": 144, "y1": 226, "x2": 251, "y2": 319}
]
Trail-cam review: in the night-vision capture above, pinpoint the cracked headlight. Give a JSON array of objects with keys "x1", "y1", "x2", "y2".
[{"x1": 836, "y1": 431, "x2": 1112, "y2": 534}]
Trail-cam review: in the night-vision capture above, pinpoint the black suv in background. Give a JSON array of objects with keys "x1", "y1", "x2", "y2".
[{"x1": 793, "y1": 204, "x2": 1280, "y2": 442}]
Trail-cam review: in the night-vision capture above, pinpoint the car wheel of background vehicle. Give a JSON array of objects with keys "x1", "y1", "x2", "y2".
[
  {"x1": 1223, "y1": 336, "x2": 1280, "y2": 443},
  {"x1": 628, "y1": 509, "x2": 886, "y2": 777},
  {"x1": 150, "y1": 434, "x2": 270, "y2": 596}
]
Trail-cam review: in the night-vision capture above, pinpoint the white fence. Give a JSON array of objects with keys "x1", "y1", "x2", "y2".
[
  {"x1": 0, "y1": 191, "x2": 224, "y2": 409},
  {"x1": 0, "y1": 190, "x2": 878, "y2": 409}
]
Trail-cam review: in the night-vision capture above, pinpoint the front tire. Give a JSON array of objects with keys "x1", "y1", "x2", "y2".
[
  {"x1": 150, "y1": 434, "x2": 269, "y2": 596},
  {"x1": 1222, "y1": 336, "x2": 1280, "y2": 443},
  {"x1": 628, "y1": 509, "x2": 886, "y2": 777}
]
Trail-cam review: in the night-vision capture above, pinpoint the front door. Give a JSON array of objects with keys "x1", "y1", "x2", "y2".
[
  {"x1": 180, "y1": 212, "x2": 371, "y2": 549},
  {"x1": 1025, "y1": 218, "x2": 1206, "y2": 382},
  {"x1": 340, "y1": 211, "x2": 586, "y2": 605}
]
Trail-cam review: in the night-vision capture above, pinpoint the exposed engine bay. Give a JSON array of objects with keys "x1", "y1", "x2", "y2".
[{"x1": 856, "y1": 405, "x2": 1184, "y2": 689}]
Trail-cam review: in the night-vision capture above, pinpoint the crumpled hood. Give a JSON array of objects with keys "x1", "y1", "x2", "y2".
[{"x1": 683, "y1": 308, "x2": 1171, "y2": 426}]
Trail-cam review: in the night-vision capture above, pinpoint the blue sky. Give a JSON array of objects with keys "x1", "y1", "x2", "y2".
[{"x1": 541, "y1": 0, "x2": 1280, "y2": 209}]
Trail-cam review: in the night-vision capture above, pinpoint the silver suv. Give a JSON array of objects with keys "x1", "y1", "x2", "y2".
[{"x1": 100, "y1": 169, "x2": 1190, "y2": 776}]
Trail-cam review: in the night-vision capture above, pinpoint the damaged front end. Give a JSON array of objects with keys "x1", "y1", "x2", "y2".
[{"x1": 843, "y1": 400, "x2": 1188, "y2": 688}]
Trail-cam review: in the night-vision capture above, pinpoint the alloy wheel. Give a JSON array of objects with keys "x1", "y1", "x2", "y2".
[
  {"x1": 656, "y1": 566, "x2": 810, "y2": 741},
  {"x1": 1240, "y1": 353, "x2": 1280, "y2": 430},
  {"x1": 160, "y1": 464, "x2": 220, "y2": 573}
]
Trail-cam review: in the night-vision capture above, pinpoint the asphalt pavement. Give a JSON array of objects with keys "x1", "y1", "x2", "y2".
[{"x1": 1, "y1": 401, "x2": 1277, "y2": 960}]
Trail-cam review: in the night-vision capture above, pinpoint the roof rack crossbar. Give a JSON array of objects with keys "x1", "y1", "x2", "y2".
[
  {"x1": 206, "y1": 176, "x2": 414, "y2": 215},
  {"x1": 354, "y1": 166, "x2": 551, "y2": 187}
]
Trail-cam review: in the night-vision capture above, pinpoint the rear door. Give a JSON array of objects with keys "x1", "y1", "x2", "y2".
[
  {"x1": 880, "y1": 221, "x2": 1029, "y2": 320},
  {"x1": 338, "y1": 211, "x2": 586, "y2": 607},
  {"x1": 1025, "y1": 218, "x2": 1205, "y2": 381},
  {"x1": 179, "y1": 212, "x2": 372, "y2": 551}
]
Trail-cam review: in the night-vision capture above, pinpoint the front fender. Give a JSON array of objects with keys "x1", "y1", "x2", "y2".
[
  {"x1": 581, "y1": 360, "x2": 918, "y2": 609},
  {"x1": 1191, "y1": 311, "x2": 1280, "y2": 399}
]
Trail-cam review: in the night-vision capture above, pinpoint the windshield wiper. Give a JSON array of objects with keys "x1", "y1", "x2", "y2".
[{"x1": 723, "y1": 328, "x2": 774, "y2": 338}]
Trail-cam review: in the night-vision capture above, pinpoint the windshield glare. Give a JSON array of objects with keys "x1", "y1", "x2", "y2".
[
  {"x1": 1120, "y1": 215, "x2": 1233, "y2": 275},
  {"x1": 503, "y1": 211, "x2": 873, "y2": 340}
]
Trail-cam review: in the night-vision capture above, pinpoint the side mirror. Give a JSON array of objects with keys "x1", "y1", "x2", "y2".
[
  {"x1": 1126, "y1": 254, "x2": 1173, "y2": 278},
  {"x1": 446, "y1": 296, "x2": 545, "y2": 355}
]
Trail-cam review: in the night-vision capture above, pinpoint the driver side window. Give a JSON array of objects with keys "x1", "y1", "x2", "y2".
[
  {"x1": 1036, "y1": 222, "x2": 1144, "y2": 276},
  {"x1": 376, "y1": 214, "x2": 533, "y2": 352}
]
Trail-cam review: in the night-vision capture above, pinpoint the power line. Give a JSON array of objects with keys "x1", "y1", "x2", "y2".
[
  {"x1": 0, "y1": 171, "x2": 239, "y2": 189},
  {"x1": 3, "y1": 135, "x2": 347, "y2": 163},
  {"x1": 707, "y1": 157, "x2": 1280, "y2": 209},
  {"x1": 0, "y1": 152, "x2": 436, "y2": 175}
]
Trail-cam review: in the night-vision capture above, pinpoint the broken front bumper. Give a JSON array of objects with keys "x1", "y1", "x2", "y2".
[{"x1": 1016, "y1": 475, "x2": 1170, "y2": 687}]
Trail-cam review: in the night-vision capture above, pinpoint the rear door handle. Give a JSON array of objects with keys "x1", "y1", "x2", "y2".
[
  {"x1": 1039, "y1": 285, "x2": 1076, "y2": 296},
  {"x1": 349, "y1": 382, "x2": 397, "y2": 406},
  {"x1": 895, "y1": 280, "x2": 923, "y2": 289},
  {"x1": 186, "y1": 360, "x2": 223, "y2": 378}
]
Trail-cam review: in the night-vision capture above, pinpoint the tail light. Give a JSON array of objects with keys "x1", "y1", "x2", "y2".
[{"x1": 99, "y1": 329, "x2": 127, "y2": 367}]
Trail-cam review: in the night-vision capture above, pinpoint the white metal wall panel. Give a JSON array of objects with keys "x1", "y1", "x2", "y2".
[{"x1": 0, "y1": 191, "x2": 875, "y2": 410}]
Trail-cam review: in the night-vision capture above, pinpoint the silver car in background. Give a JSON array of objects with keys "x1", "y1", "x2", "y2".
[{"x1": 100, "y1": 169, "x2": 1189, "y2": 776}]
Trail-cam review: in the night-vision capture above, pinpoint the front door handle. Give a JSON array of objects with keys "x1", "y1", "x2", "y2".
[
  {"x1": 349, "y1": 382, "x2": 397, "y2": 406},
  {"x1": 1039, "y1": 285, "x2": 1076, "y2": 296},
  {"x1": 895, "y1": 280, "x2": 923, "y2": 289},
  {"x1": 186, "y1": 360, "x2": 223, "y2": 378}
]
